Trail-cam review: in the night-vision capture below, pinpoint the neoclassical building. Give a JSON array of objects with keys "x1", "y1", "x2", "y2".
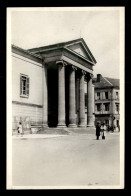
[{"x1": 12, "y1": 38, "x2": 96, "y2": 133}]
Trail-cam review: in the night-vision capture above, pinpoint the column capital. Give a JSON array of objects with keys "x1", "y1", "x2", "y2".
[
  {"x1": 70, "y1": 65, "x2": 77, "y2": 71},
  {"x1": 88, "y1": 73, "x2": 94, "y2": 79},
  {"x1": 79, "y1": 69, "x2": 86, "y2": 76},
  {"x1": 42, "y1": 63, "x2": 48, "y2": 69},
  {"x1": 86, "y1": 73, "x2": 93, "y2": 81},
  {"x1": 90, "y1": 73, "x2": 94, "y2": 78},
  {"x1": 56, "y1": 60, "x2": 67, "y2": 67}
]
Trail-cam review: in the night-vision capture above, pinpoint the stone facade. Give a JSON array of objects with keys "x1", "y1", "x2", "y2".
[{"x1": 12, "y1": 38, "x2": 97, "y2": 134}]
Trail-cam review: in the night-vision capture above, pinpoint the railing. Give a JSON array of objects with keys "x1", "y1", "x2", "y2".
[
  {"x1": 95, "y1": 110, "x2": 110, "y2": 115},
  {"x1": 103, "y1": 111, "x2": 110, "y2": 114},
  {"x1": 95, "y1": 111, "x2": 103, "y2": 114},
  {"x1": 115, "y1": 110, "x2": 119, "y2": 114}
]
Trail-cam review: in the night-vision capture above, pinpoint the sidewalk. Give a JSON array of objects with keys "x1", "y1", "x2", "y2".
[{"x1": 12, "y1": 130, "x2": 119, "y2": 139}]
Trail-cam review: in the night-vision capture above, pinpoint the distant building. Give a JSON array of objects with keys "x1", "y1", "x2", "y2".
[{"x1": 93, "y1": 74, "x2": 120, "y2": 131}]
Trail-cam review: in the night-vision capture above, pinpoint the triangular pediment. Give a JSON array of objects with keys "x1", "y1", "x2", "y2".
[
  {"x1": 64, "y1": 39, "x2": 96, "y2": 64},
  {"x1": 66, "y1": 43, "x2": 93, "y2": 62}
]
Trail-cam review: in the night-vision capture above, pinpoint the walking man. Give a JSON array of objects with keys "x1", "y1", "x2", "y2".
[{"x1": 96, "y1": 122, "x2": 100, "y2": 140}]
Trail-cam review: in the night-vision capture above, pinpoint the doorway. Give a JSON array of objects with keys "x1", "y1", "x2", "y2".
[{"x1": 47, "y1": 68, "x2": 58, "y2": 127}]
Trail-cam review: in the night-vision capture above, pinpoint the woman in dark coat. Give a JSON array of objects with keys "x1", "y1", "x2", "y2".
[{"x1": 96, "y1": 122, "x2": 101, "y2": 140}]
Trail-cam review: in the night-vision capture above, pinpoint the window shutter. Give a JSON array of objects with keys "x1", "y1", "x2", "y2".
[
  {"x1": 103, "y1": 104, "x2": 105, "y2": 111},
  {"x1": 117, "y1": 92, "x2": 119, "y2": 99},
  {"x1": 108, "y1": 91, "x2": 111, "y2": 99},
  {"x1": 100, "y1": 104, "x2": 102, "y2": 111},
  {"x1": 26, "y1": 77, "x2": 29, "y2": 96},
  {"x1": 103, "y1": 92, "x2": 105, "y2": 99},
  {"x1": 20, "y1": 75, "x2": 22, "y2": 95},
  {"x1": 95, "y1": 93, "x2": 97, "y2": 100},
  {"x1": 100, "y1": 92, "x2": 103, "y2": 100}
]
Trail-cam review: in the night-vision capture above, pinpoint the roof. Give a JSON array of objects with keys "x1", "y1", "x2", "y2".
[
  {"x1": 12, "y1": 44, "x2": 42, "y2": 59},
  {"x1": 28, "y1": 38, "x2": 97, "y2": 64},
  {"x1": 93, "y1": 76, "x2": 120, "y2": 89},
  {"x1": 105, "y1": 77, "x2": 119, "y2": 87}
]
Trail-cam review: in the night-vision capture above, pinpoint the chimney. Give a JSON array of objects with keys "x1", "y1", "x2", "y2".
[{"x1": 97, "y1": 74, "x2": 102, "y2": 82}]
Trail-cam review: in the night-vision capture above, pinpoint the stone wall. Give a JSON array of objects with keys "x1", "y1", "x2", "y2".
[
  {"x1": 12, "y1": 103, "x2": 43, "y2": 133},
  {"x1": 12, "y1": 53, "x2": 43, "y2": 105}
]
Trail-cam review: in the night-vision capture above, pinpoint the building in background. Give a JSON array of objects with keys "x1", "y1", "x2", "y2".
[
  {"x1": 12, "y1": 38, "x2": 96, "y2": 134},
  {"x1": 93, "y1": 74, "x2": 120, "y2": 131}
]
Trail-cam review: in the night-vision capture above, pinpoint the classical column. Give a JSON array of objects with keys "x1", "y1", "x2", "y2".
[
  {"x1": 42, "y1": 64, "x2": 48, "y2": 127},
  {"x1": 87, "y1": 73, "x2": 94, "y2": 126},
  {"x1": 76, "y1": 76, "x2": 80, "y2": 126},
  {"x1": 68, "y1": 65, "x2": 77, "y2": 127},
  {"x1": 78, "y1": 70, "x2": 86, "y2": 127},
  {"x1": 92, "y1": 84, "x2": 95, "y2": 126},
  {"x1": 57, "y1": 61, "x2": 66, "y2": 127}
]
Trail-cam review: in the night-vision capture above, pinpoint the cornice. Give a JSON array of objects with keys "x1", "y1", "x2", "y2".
[
  {"x1": 12, "y1": 101, "x2": 43, "y2": 108},
  {"x1": 62, "y1": 48, "x2": 93, "y2": 71},
  {"x1": 64, "y1": 47, "x2": 95, "y2": 65},
  {"x1": 12, "y1": 45, "x2": 42, "y2": 64}
]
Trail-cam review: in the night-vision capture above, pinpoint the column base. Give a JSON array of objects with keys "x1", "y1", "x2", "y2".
[
  {"x1": 43, "y1": 124, "x2": 48, "y2": 128},
  {"x1": 68, "y1": 124, "x2": 77, "y2": 128},
  {"x1": 78, "y1": 124, "x2": 86, "y2": 128},
  {"x1": 87, "y1": 116, "x2": 93, "y2": 127},
  {"x1": 87, "y1": 124, "x2": 94, "y2": 127},
  {"x1": 57, "y1": 124, "x2": 66, "y2": 128}
]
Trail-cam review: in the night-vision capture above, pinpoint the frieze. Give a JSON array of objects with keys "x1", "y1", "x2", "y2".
[{"x1": 63, "y1": 48, "x2": 93, "y2": 71}]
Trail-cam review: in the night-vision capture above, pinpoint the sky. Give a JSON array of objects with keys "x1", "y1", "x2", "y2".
[{"x1": 11, "y1": 7, "x2": 124, "y2": 79}]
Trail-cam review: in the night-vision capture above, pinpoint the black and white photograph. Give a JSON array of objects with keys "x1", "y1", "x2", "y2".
[{"x1": 7, "y1": 7, "x2": 124, "y2": 189}]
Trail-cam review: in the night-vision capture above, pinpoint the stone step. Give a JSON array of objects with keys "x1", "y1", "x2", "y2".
[{"x1": 37, "y1": 127, "x2": 96, "y2": 135}]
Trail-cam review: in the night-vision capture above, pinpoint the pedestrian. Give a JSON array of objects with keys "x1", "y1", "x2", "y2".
[
  {"x1": 96, "y1": 122, "x2": 101, "y2": 140},
  {"x1": 17, "y1": 122, "x2": 23, "y2": 136},
  {"x1": 100, "y1": 123, "x2": 104, "y2": 136},
  {"x1": 101, "y1": 123, "x2": 106, "y2": 140}
]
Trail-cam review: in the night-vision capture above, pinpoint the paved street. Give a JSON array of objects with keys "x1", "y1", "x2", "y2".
[{"x1": 12, "y1": 132, "x2": 120, "y2": 188}]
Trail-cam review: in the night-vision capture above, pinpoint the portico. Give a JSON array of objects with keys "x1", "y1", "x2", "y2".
[{"x1": 29, "y1": 38, "x2": 97, "y2": 128}]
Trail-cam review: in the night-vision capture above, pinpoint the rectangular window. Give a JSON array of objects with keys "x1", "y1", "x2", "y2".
[
  {"x1": 105, "y1": 103, "x2": 110, "y2": 111},
  {"x1": 105, "y1": 92, "x2": 108, "y2": 99},
  {"x1": 20, "y1": 74, "x2": 29, "y2": 97},
  {"x1": 97, "y1": 104, "x2": 101, "y2": 111},
  {"x1": 97, "y1": 92, "x2": 100, "y2": 100}
]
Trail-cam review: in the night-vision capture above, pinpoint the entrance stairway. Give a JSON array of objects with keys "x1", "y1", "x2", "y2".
[{"x1": 37, "y1": 127, "x2": 96, "y2": 135}]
